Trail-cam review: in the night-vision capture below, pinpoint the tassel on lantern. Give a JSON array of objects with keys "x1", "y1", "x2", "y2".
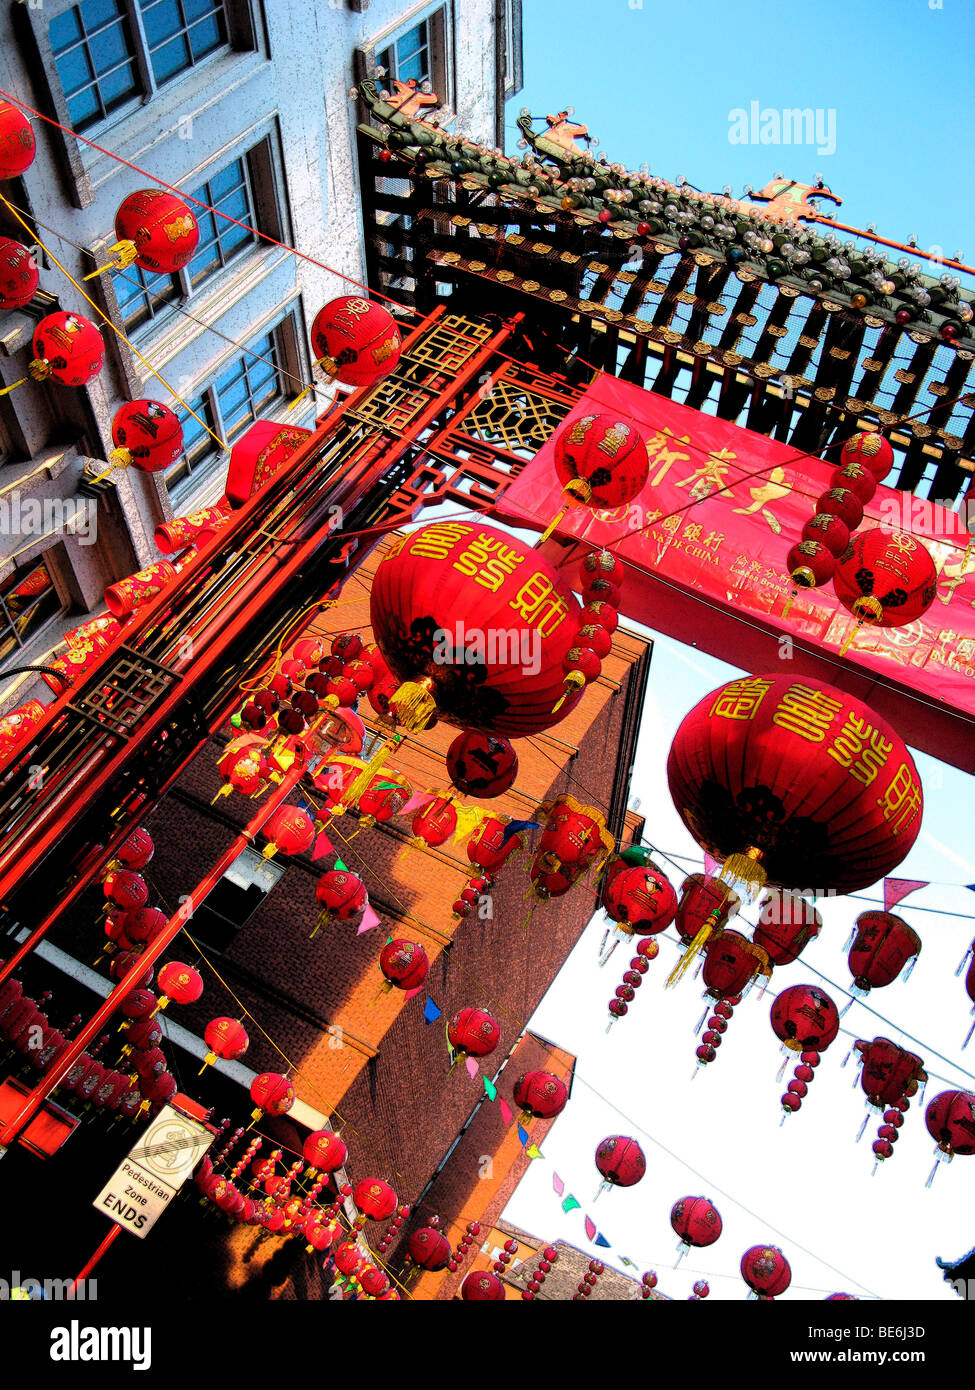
[{"x1": 539, "y1": 478, "x2": 593, "y2": 545}]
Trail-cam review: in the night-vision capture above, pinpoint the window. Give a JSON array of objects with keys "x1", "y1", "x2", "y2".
[
  {"x1": 187, "y1": 157, "x2": 255, "y2": 286},
  {"x1": 189, "y1": 846, "x2": 283, "y2": 953},
  {"x1": 48, "y1": 0, "x2": 231, "y2": 135},
  {"x1": 166, "y1": 323, "x2": 291, "y2": 492},
  {"x1": 379, "y1": 18, "x2": 432, "y2": 88},
  {"x1": 111, "y1": 262, "x2": 180, "y2": 333},
  {"x1": 49, "y1": 0, "x2": 141, "y2": 132},
  {"x1": 366, "y1": 5, "x2": 449, "y2": 107},
  {"x1": 0, "y1": 558, "x2": 64, "y2": 666}
]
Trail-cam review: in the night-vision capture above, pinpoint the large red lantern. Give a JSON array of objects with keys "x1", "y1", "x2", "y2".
[
  {"x1": 0, "y1": 238, "x2": 39, "y2": 311},
  {"x1": 250, "y1": 1072, "x2": 295, "y2": 1121},
  {"x1": 122, "y1": 907, "x2": 167, "y2": 944},
  {"x1": 310, "y1": 295, "x2": 401, "y2": 386},
  {"x1": 846, "y1": 911, "x2": 921, "y2": 1002},
  {"x1": 378, "y1": 939, "x2": 429, "y2": 993},
  {"x1": 369, "y1": 521, "x2": 585, "y2": 736},
  {"x1": 313, "y1": 868, "x2": 366, "y2": 936},
  {"x1": 103, "y1": 869, "x2": 148, "y2": 912},
  {"x1": 353, "y1": 1177, "x2": 397, "y2": 1224},
  {"x1": 116, "y1": 827, "x2": 154, "y2": 871},
  {"x1": 446, "y1": 730, "x2": 518, "y2": 799},
  {"x1": 753, "y1": 889, "x2": 822, "y2": 965},
  {"x1": 261, "y1": 804, "x2": 315, "y2": 859},
  {"x1": 0, "y1": 101, "x2": 36, "y2": 178},
  {"x1": 741, "y1": 1245, "x2": 792, "y2": 1299},
  {"x1": 594, "y1": 1135, "x2": 645, "y2": 1195},
  {"x1": 840, "y1": 431, "x2": 894, "y2": 481},
  {"x1": 924, "y1": 1090, "x2": 975, "y2": 1186},
  {"x1": 302, "y1": 1128, "x2": 347, "y2": 1175},
  {"x1": 447, "y1": 1007, "x2": 500, "y2": 1062},
  {"x1": 671, "y1": 1196, "x2": 722, "y2": 1263},
  {"x1": 408, "y1": 1226, "x2": 452, "y2": 1271},
  {"x1": 201, "y1": 1017, "x2": 249, "y2": 1071},
  {"x1": 156, "y1": 961, "x2": 203, "y2": 1008},
  {"x1": 109, "y1": 401, "x2": 184, "y2": 475},
  {"x1": 110, "y1": 189, "x2": 200, "y2": 273},
  {"x1": 24, "y1": 312, "x2": 104, "y2": 389},
  {"x1": 833, "y1": 528, "x2": 937, "y2": 651},
  {"x1": 852, "y1": 1037, "x2": 926, "y2": 1169},
  {"x1": 333, "y1": 1241, "x2": 365, "y2": 1280},
  {"x1": 462, "y1": 1269, "x2": 506, "y2": 1300},
  {"x1": 513, "y1": 1070, "x2": 568, "y2": 1123},
  {"x1": 667, "y1": 673, "x2": 923, "y2": 966}
]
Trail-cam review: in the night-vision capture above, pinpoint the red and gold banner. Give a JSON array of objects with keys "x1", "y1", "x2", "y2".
[
  {"x1": 498, "y1": 376, "x2": 975, "y2": 773},
  {"x1": 223, "y1": 421, "x2": 312, "y2": 508},
  {"x1": 154, "y1": 503, "x2": 231, "y2": 555},
  {"x1": 104, "y1": 561, "x2": 177, "y2": 620}
]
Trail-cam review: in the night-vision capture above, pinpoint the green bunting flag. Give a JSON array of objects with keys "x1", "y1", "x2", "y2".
[
  {"x1": 483, "y1": 1076, "x2": 497, "y2": 1101},
  {"x1": 561, "y1": 1195, "x2": 581, "y2": 1214}
]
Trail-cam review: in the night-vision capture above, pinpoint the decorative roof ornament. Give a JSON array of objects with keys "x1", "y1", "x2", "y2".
[{"x1": 745, "y1": 177, "x2": 842, "y2": 224}]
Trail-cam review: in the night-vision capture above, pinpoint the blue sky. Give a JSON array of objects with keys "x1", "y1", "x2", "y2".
[
  {"x1": 499, "y1": 0, "x2": 975, "y2": 1301},
  {"x1": 506, "y1": 0, "x2": 975, "y2": 264}
]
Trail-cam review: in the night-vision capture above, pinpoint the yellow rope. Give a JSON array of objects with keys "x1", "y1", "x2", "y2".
[{"x1": 0, "y1": 190, "x2": 228, "y2": 455}]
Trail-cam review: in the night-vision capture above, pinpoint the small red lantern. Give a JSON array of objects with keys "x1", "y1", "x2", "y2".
[
  {"x1": 670, "y1": 1196, "x2": 722, "y2": 1263},
  {"x1": 358, "y1": 1264, "x2": 389, "y2": 1298},
  {"x1": 122, "y1": 907, "x2": 167, "y2": 944},
  {"x1": 467, "y1": 815, "x2": 524, "y2": 875},
  {"x1": 120, "y1": 988, "x2": 157, "y2": 1020},
  {"x1": 353, "y1": 1177, "x2": 397, "y2": 1224},
  {"x1": 156, "y1": 961, "x2": 203, "y2": 1008},
  {"x1": 250, "y1": 1072, "x2": 295, "y2": 1121},
  {"x1": 543, "y1": 413, "x2": 650, "y2": 540},
  {"x1": 446, "y1": 731, "x2": 518, "y2": 799},
  {"x1": 602, "y1": 865, "x2": 677, "y2": 939},
  {"x1": 692, "y1": 930, "x2": 767, "y2": 1069},
  {"x1": 0, "y1": 101, "x2": 36, "y2": 178},
  {"x1": 261, "y1": 804, "x2": 315, "y2": 859},
  {"x1": 216, "y1": 744, "x2": 273, "y2": 800},
  {"x1": 771, "y1": 983, "x2": 839, "y2": 1116},
  {"x1": 302, "y1": 1128, "x2": 347, "y2": 1175},
  {"x1": 461, "y1": 1269, "x2": 506, "y2": 1300},
  {"x1": 333, "y1": 1241, "x2": 365, "y2": 1280},
  {"x1": 408, "y1": 1226, "x2": 452, "y2": 1271},
  {"x1": 109, "y1": 189, "x2": 200, "y2": 274},
  {"x1": 833, "y1": 528, "x2": 937, "y2": 651},
  {"x1": 852, "y1": 1036, "x2": 926, "y2": 1170},
  {"x1": 818, "y1": 486, "x2": 864, "y2": 532},
  {"x1": 830, "y1": 459, "x2": 877, "y2": 506},
  {"x1": 675, "y1": 874, "x2": 740, "y2": 947},
  {"x1": 801, "y1": 511, "x2": 850, "y2": 557},
  {"x1": 109, "y1": 400, "x2": 184, "y2": 475},
  {"x1": 201, "y1": 1017, "x2": 249, "y2": 1072},
  {"x1": 512, "y1": 1070, "x2": 568, "y2": 1123},
  {"x1": 0, "y1": 237, "x2": 38, "y2": 311},
  {"x1": 924, "y1": 1090, "x2": 975, "y2": 1187},
  {"x1": 536, "y1": 795, "x2": 613, "y2": 878},
  {"x1": 310, "y1": 296, "x2": 402, "y2": 387},
  {"x1": 447, "y1": 1007, "x2": 500, "y2": 1062},
  {"x1": 840, "y1": 432, "x2": 893, "y2": 481},
  {"x1": 378, "y1": 939, "x2": 429, "y2": 993},
  {"x1": 103, "y1": 870, "x2": 148, "y2": 912},
  {"x1": 846, "y1": 911, "x2": 921, "y2": 1003},
  {"x1": 594, "y1": 1135, "x2": 645, "y2": 1196},
  {"x1": 411, "y1": 795, "x2": 457, "y2": 849},
  {"x1": 753, "y1": 889, "x2": 822, "y2": 965},
  {"x1": 786, "y1": 538, "x2": 835, "y2": 590},
  {"x1": 313, "y1": 868, "x2": 366, "y2": 937},
  {"x1": 741, "y1": 1245, "x2": 792, "y2": 1299},
  {"x1": 20, "y1": 312, "x2": 105, "y2": 390},
  {"x1": 116, "y1": 827, "x2": 154, "y2": 871}
]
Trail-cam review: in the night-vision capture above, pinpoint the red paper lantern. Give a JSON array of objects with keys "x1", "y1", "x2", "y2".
[
  {"x1": 202, "y1": 1017, "x2": 249, "y2": 1069},
  {"x1": 121, "y1": 908, "x2": 167, "y2": 945},
  {"x1": 313, "y1": 868, "x2": 366, "y2": 935},
  {"x1": 753, "y1": 890, "x2": 822, "y2": 965},
  {"x1": 0, "y1": 237, "x2": 38, "y2": 311},
  {"x1": 217, "y1": 745, "x2": 273, "y2": 799},
  {"x1": 447, "y1": 1007, "x2": 500, "y2": 1060},
  {"x1": 113, "y1": 189, "x2": 200, "y2": 273},
  {"x1": 446, "y1": 730, "x2": 518, "y2": 798},
  {"x1": 261, "y1": 805, "x2": 315, "y2": 859},
  {"x1": 29, "y1": 312, "x2": 104, "y2": 387},
  {"x1": 369, "y1": 521, "x2": 585, "y2": 736},
  {"x1": 786, "y1": 539, "x2": 835, "y2": 589},
  {"x1": 833, "y1": 528, "x2": 937, "y2": 631},
  {"x1": 702, "y1": 930, "x2": 767, "y2": 999},
  {"x1": 353, "y1": 1178, "x2": 397, "y2": 1222},
  {"x1": 840, "y1": 432, "x2": 893, "y2": 481},
  {"x1": 358, "y1": 1264, "x2": 389, "y2": 1297},
  {"x1": 104, "y1": 870, "x2": 148, "y2": 912},
  {"x1": 553, "y1": 412, "x2": 650, "y2": 508},
  {"x1": 334, "y1": 1241, "x2": 365, "y2": 1278},
  {"x1": 741, "y1": 1245, "x2": 792, "y2": 1299},
  {"x1": 408, "y1": 1226, "x2": 452, "y2": 1270},
  {"x1": 357, "y1": 772, "x2": 411, "y2": 826},
  {"x1": 536, "y1": 795, "x2": 612, "y2": 877},
  {"x1": 467, "y1": 815, "x2": 523, "y2": 874},
  {"x1": 411, "y1": 795, "x2": 457, "y2": 849},
  {"x1": 124, "y1": 1015, "x2": 162, "y2": 1050},
  {"x1": 109, "y1": 400, "x2": 184, "y2": 474},
  {"x1": 771, "y1": 984, "x2": 839, "y2": 1052},
  {"x1": 157, "y1": 961, "x2": 203, "y2": 1007},
  {"x1": 250, "y1": 1072, "x2": 295, "y2": 1120},
  {"x1": 310, "y1": 296, "x2": 401, "y2": 386},
  {"x1": 117, "y1": 827, "x2": 154, "y2": 871},
  {"x1": 595, "y1": 1135, "x2": 645, "y2": 1192},
  {"x1": 513, "y1": 1070, "x2": 568, "y2": 1121},
  {"x1": 830, "y1": 460, "x2": 877, "y2": 506},
  {"x1": 671, "y1": 1196, "x2": 723, "y2": 1254},
  {"x1": 847, "y1": 911, "x2": 921, "y2": 997},
  {"x1": 853, "y1": 1036, "x2": 926, "y2": 1166},
  {"x1": 120, "y1": 989, "x2": 157, "y2": 1020},
  {"x1": 461, "y1": 1270, "x2": 506, "y2": 1300},
  {"x1": 925, "y1": 1090, "x2": 975, "y2": 1185},
  {"x1": 667, "y1": 674, "x2": 923, "y2": 899},
  {"x1": 818, "y1": 486, "x2": 864, "y2": 532},
  {"x1": 675, "y1": 874, "x2": 740, "y2": 946},
  {"x1": 0, "y1": 102, "x2": 36, "y2": 178},
  {"x1": 801, "y1": 511, "x2": 850, "y2": 557},
  {"x1": 379, "y1": 939, "x2": 429, "y2": 992},
  {"x1": 302, "y1": 1128, "x2": 348, "y2": 1174},
  {"x1": 602, "y1": 865, "x2": 677, "y2": 936}
]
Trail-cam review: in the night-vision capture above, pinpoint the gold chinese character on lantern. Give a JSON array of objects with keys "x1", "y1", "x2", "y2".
[
  {"x1": 772, "y1": 684, "x2": 843, "y2": 742},
  {"x1": 708, "y1": 676, "x2": 775, "y2": 720},
  {"x1": 453, "y1": 532, "x2": 526, "y2": 592},
  {"x1": 508, "y1": 571, "x2": 569, "y2": 637},
  {"x1": 877, "y1": 763, "x2": 923, "y2": 834},
  {"x1": 407, "y1": 522, "x2": 474, "y2": 560},
  {"x1": 826, "y1": 714, "x2": 894, "y2": 786}
]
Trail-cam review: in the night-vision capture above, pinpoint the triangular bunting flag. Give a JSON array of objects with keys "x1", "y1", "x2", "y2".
[
  {"x1": 423, "y1": 997, "x2": 441, "y2": 1025},
  {"x1": 465, "y1": 1057, "x2": 480, "y2": 1080},
  {"x1": 499, "y1": 1099, "x2": 513, "y2": 1125},
  {"x1": 704, "y1": 852, "x2": 722, "y2": 877},
  {"x1": 552, "y1": 1173, "x2": 565, "y2": 1197},
  {"x1": 517, "y1": 1125, "x2": 529, "y2": 1147},
  {"x1": 584, "y1": 1216, "x2": 596, "y2": 1241},
  {"x1": 403, "y1": 986, "x2": 423, "y2": 1000},
  {"x1": 311, "y1": 829, "x2": 334, "y2": 861},
  {"x1": 619, "y1": 1256, "x2": 637, "y2": 1269},
  {"x1": 594, "y1": 1233, "x2": 611, "y2": 1248},
  {"x1": 483, "y1": 1076, "x2": 497, "y2": 1101},
  {"x1": 357, "y1": 903, "x2": 381, "y2": 935},
  {"x1": 966, "y1": 884, "x2": 975, "y2": 895},
  {"x1": 334, "y1": 858, "x2": 348, "y2": 871},
  {"x1": 883, "y1": 878, "x2": 928, "y2": 912},
  {"x1": 502, "y1": 818, "x2": 541, "y2": 845},
  {"x1": 562, "y1": 1195, "x2": 581, "y2": 1214}
]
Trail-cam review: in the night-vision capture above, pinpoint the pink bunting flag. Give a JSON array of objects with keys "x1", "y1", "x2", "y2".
[
  {"x1": 704, "y1": 852, "x2": 722, "y2": 877},
  {"x1": 499, "y1": 1099, "x2": 513, "y2": 1125},
  {"x1": 311, "y1": 830, "x2": 334, "y2": 861},
  {"x1": 553, "y1": 1173, "x2": 565, "y2": 1197},
  {"x1": 584, "y1": 1216, "x2": 596, "y2": 1241},
  {"x1": 403, "y1": 986, "x2": 424, "y2": 1000},
  {"x1": 357, "y1": 903, "x2": 382, "y2": 935},
  {"x1": 399, "y1": 790, "x2": 435, "y2": 818},
  {"x1": 883, "y1": 878, "x2": 928, "y2": 912},
  {"x1": 465, "y1": 1057, "x2": 480, "y2": 1080}
]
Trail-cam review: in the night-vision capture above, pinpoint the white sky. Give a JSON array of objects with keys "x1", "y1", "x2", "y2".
[{"x1": 504, "y1": 622, "x2": 975, "y2": 1302}]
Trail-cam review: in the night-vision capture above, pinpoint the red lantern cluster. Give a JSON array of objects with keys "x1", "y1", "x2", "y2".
[
  {"x1": 594, "y1": 1134, "x2": 645, "y2": 1196},
  {"x1": 640, "y1": 1270, "x2": 658, "y2": 1300},
  {"x1": 607, "y1": 937, "x2": 659, "y2": 1031},
  {"x1": 851, "y1": 1037, "x2": 926, "y2": 1170},
  {"x1": 521, "y1": 1243, "x2": 558, "y2": 1302},
  {"x1": 491, "y1": 1235, "x2": 519, "y2": 1285},
  {"x1": 558, "y1": 550, "x2": 623, "y2": 708},
  {"x1": 445, "y1": 1217, "x2": 480, "y2": 1275},
  {"x1": 771, "y1": 984, "x2": 840, "y2": 1117},
  {"x1": 310, "y1": 295, "x2": 402, "y2": 387},
  {"x1": 741, "y1": 1245, "x2": 792, "y2": 1299},
  {"x1": 446, "y1": 730, "x2": 518, "y2": 799},
  {"x1": 572, "y1": 1257, "x2": 605, "y2": 1302}
]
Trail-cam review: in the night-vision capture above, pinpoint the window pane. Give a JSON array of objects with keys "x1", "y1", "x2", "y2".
[
  {"x1": 65, "y1": 87, "x2": 101, "y2": 129},
  {"x1": 55, "y1": 49, "x2": 93, "y2": 97},
  {"x1": 167, "y1": 394, "x2": 217, "y2": 489},
  {"x1": 88, "y1": 21, "x2": 129, "y2": 67},
  {"x1": 150, "y1": 34, "x2": 191, "y2": 83},
  {"x1": 50, "y1": 8, "x2": 83, "y2": 50},
  {"x1": 111, "y1": 264, "x2": 178, "y2": 331},
  {"x1": 140, "y1": 0, "x2": 182, "y2": 44},
  {"x1": 186, "y1": 158, "x2": 255, "y2": 287},
  {"x1": 99, "y1": 62, "x2": 140, "y2": 108},
  {"x1": 0, "y1": 558, "x2": 62, "y2": 661},
  {"x1": 140, "y1": 0, "x2": 227, "y2": 85},
  {"x1": 50, "y1": 1, "x2": 140, "y2": 131},
  {"x1": 83, "y1": 0, "x2": 124, "y2": 32},
  {"x1": 187, "y1": 15, "x2": 223, "y2": 58}
]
